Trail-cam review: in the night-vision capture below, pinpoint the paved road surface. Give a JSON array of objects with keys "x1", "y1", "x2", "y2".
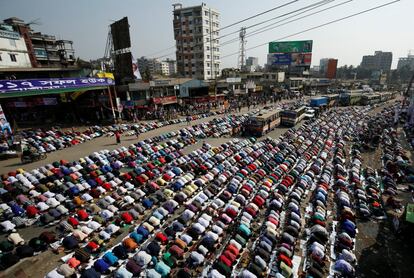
[{"x1": 0, "y1": 98, "x2": 306, "y2": 174}]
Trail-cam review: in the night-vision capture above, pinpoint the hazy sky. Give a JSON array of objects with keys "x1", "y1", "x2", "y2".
[{"x1": 1, "y1": 0, "x2": 412, "y2": 69}]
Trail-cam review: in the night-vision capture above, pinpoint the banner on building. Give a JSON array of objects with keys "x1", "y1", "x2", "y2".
[
  {"x1": 0, "y1": 104, "x2": 12, "y2": 136},
  {"x1": 291, "y1": 53, "x2": 312, "y2": 66},
  {"x1": 132, "y1": 59, "x2": 142, "y2": 80},
  {"x1": 269, "y1": 53, "x2": 312, "y2": 66},
  {"x1": 268, "y1": 40, "x2": 313, "y2": 53},
  {"x1": 96, "y1": 72, "x2": 115, "y2": 79},
  {"x1": 0, "y1": 77, "x2": 115, "y2": 94}
]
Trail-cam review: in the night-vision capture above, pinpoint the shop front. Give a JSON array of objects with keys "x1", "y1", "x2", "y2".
[{"x1": 0, "y1": 77, "x2": 115, "y2": 128}]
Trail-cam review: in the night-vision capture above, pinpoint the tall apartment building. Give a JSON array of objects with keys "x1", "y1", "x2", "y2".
[
  {"x1": 245, "y1": 56, "x2": 258, "y2": 72},
  {"x1": 319, "y1": 58, "x2": 330, "y2": 73},
  {"x1": 173, "y1": 3, "x2": 220, "y2": 80},
  {"x1": 319, "y1": 58, "x2": 338, "y2": 79},
  {"x1": 360, "y1": 51, "x2": 392, "y2": 71},
  {"x1": 397, "y1": 54, "x2": 414, "y2": 70},
  {"x1": 155, "y1": 61, "x2": 170, "y2": 76},
  {"x1": 165, "y1": 58, "x2": 177, "y2": 75}
]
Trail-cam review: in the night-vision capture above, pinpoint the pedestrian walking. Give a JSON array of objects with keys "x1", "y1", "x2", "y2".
[{"x1": 115, "y1": 131, "x2": 121, "y2": 144}]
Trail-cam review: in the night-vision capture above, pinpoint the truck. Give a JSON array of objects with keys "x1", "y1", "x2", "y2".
[{"x1": 309, "y1": 97, "x2": 328, "y2": 107}]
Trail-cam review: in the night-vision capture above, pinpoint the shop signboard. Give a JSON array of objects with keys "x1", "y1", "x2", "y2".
[
  {"x1": 268, "y1": 40, "x2": 313, "y2": 53},
  {"x1": 150, "y1": 80, "x2": 172, "y2": 87},
  {"x1": 226, "y1": 77, "x2": 241, "y2": 83},
  {"x1": 0, "y1": 77, "x2": 114, "y2": 94},
  {"x1": 153, "y1": 96, "x2": 177, "y2": 105},
  {"x1": 0, "y1": 29, "x2": 20, "y2": 40},
  {"x1": 42, "y1": 97, "x2": 58, "y2": 105},
  {"x1": 277, "y1": 72, "x2": 285, "y2": 83}
]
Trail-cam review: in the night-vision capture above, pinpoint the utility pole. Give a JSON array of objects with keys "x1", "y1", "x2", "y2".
[{"x1": 238, "y1": 27, "x2": 246, "y2": 71}]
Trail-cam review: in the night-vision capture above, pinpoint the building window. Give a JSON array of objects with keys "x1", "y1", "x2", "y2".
[
  {"x1": 192, "y1": 71, "x2": 195, "y2": 75},
  {"x1": 205, "y1": 11, "x2": 209, "y2": 16},
  {"x1": 207, "y1": 55, "x2": 210, "y2": 59},
  {"x1": 207, "y1": 71, "x2": 210, "y2": 75},
  {"x1": 206, "y1": 29, "x2": 209, "y2": 33},
  {"x1": 185, "y1": 71, "x2": 189, "y2": 75},
  {"x1": 9, "y1": 54, "x2": 17, "y2": 62},
  {"x1": 192, "y1": 63, "x2": 195, "y2": 67},
  {"x1": 207, "y1": 63, "x2": 210, "y2": 67},
  {"x1": 205, "y1": 20, "x2": 209, "y2": 24},
  {"x1": 0, "y1": 54, "x2": 2, "y2": 61},
  {"x1": 206, "y1": 46, "x2": 210, "y2": 51}
]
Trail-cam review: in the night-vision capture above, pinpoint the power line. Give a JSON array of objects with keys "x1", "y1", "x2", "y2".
[
  {"x1": 219, "y1": 0, "x2": 334, "y2": 41},
  {"x1": 144, "y1": 0, "x2": 301, "y2": 58},
  {"x1": 244, "y1": 0, "x2": 354, "y2": 41},
  {"x1": 220, "y1": 0, "x2": 339, "y2": 47},
  {"x1": 219, "y1": 0, "x2": 300, "y2": 31},
  {"x1": 221, "y1": 0, "x2": 401, "y2": 60},
  {"x1": 143, "y1": 46, "x2": 176, "y2": 58}
]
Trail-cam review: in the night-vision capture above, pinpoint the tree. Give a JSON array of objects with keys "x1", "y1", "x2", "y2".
[{"x1": 142, "y1": 68, "x2": 153, "y2": 82}]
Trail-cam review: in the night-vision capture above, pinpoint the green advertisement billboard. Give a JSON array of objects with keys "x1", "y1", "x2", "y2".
[{"x1": 269, "y1": 40, "x2": 313, "y2": 53}]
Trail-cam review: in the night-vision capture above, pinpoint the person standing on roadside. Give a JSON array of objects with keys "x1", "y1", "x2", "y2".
[{"x1": 115, "y1": 130, "x2": 121, "y2": 144}]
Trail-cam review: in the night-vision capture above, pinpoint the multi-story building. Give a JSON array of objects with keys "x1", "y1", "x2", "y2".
[
  {"x1": 245, "y1": 56, "x2": 258, "y2": 72},
  {"x1": 155, "y1": 60, "x2": 170, "y2": 76},
  {"x1": 319, "y1": 58, "x2": 338, "y2": 79},
  {"x1": 137, "y1": 57, "x2": 177, "y2": 76},
  {"x1": 137, "y1": 56, "x2": 158, "y2": 76},
  {"x1": 0, "y1": 21, "x2": 32, "y2": 68},
  {"x1": 360, "y1": 51, "x2": 392, "y2": 71},
  {"x1": 165, "y1": 58, "x2": 177, "y2": 75},
  {"x1": 319, "y1": 58, "x2": 330, "y2": 73},
  {"x1": 397, "y1": 54, "x2": 414, "y2": 70},
  {"x1": 173, "y1": 3, "x2": 220, "y2": 80},
  {"x1": 1, "y1": 17, "x2": 76, "y2": 69}
]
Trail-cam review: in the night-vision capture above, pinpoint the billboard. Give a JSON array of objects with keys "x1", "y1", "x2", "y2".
[
  {"x1": 270, "y1": 53, "x2": 291, "y2": 65},
  {"x1": 269, "y1": 40, "x2": 313, "y2": 53},
  {"x1": 268, "y1": 53, "x2": 312, "y2": 66},
  {"x1": 291, "y1": 53, "x2": 312, "y2": 66},
  {"x1": 110, "y1": 17, "x2": 131, "y2": 51},
  {"x1": 114, "y1": 52, "x2": 134, "y2": 82}
]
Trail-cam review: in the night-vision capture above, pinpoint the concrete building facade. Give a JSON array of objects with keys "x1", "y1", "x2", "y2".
[
  {"x1": 319, "y1": 58, "x2": 338, "y2": 79},
  {"x1": 165, "y1": 59, "x2": 177, "y2": 76},
  {"x1": 0, "y1": 22, "x2": 32, "y2": 68},
  {"x1": 1, "y1": 17, "x2": 76, "y2": 69},
  {"x1": 138, "y1": 57, "x2": 177, "y2": 76},
  {"x1": 173, "y1": 3, "x2": 220, "y2": 80},
  {"x1": 360, "y1": 51, "x2": 392, "y2": 71},
  {"x1": 245, "y1": 56, "x2": 259, "y2": 72},
  {"x1": 397, "y1": 54, "x2": 414, "y2": 70}
]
